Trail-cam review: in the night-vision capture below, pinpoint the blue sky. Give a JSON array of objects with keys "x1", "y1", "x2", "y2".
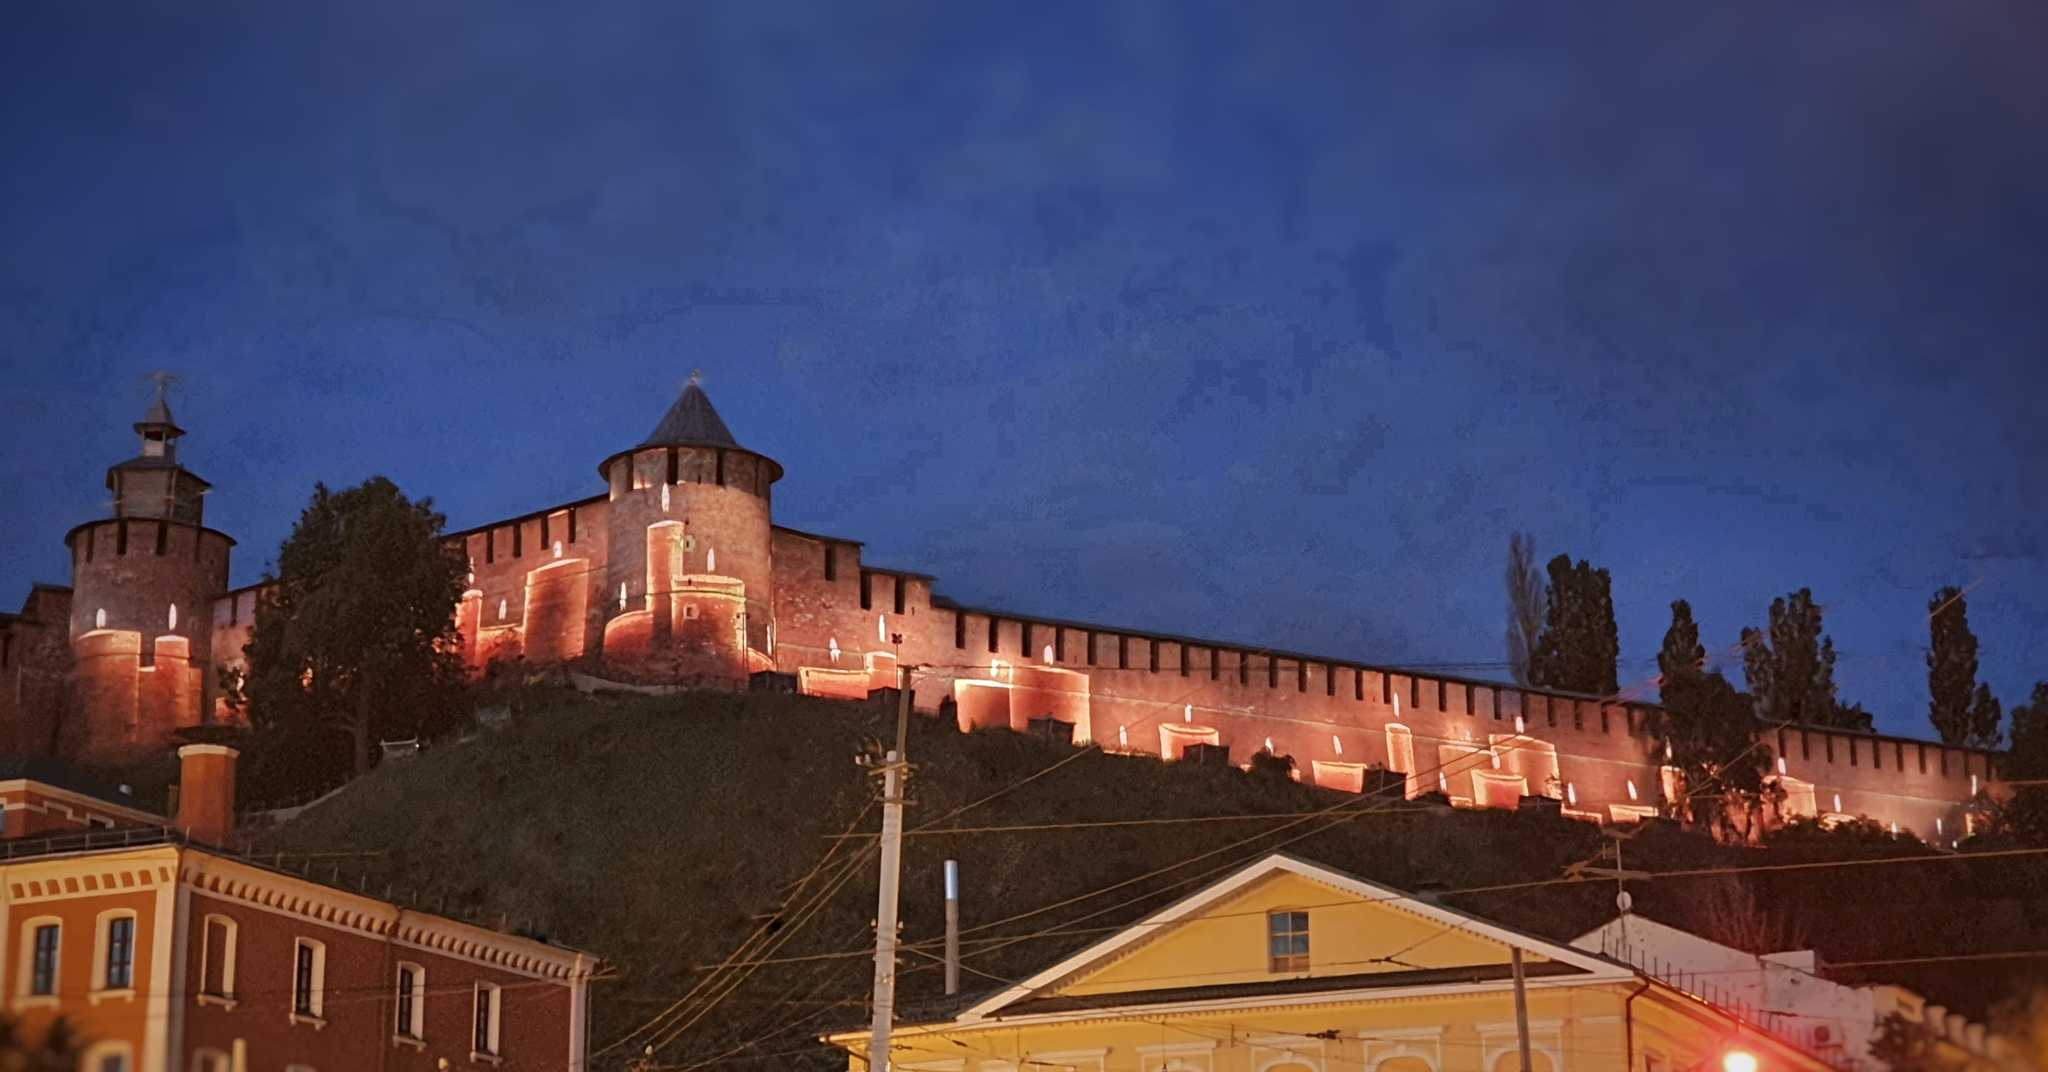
[{"x1": 2, "y1": 1, "x2": 2043, "y2": 738}]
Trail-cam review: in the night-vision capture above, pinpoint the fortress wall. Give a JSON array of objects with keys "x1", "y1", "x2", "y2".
[
  {"x1": 766, "y1": 539, "x2": 1986, "y2": 840},
  {"x1": 455, "y1": 498, "x2": 609, "y2": 669},
  {"x1": 1770, "y1": 724, "x2": 1989, "y2": 838}
]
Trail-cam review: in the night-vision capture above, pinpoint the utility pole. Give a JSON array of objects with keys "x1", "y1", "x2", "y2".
[
  {"x1": 1510, "y1": 948, "x2": 1534, "y2": 1072},
  {"x1": 866, "y1": 653, "x2": 913, "y2": 1072}
]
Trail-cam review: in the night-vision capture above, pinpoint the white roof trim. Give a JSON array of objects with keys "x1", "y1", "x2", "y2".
[{"x1": 956, "y1": 852, "x2": 1632, "y2": 1022}]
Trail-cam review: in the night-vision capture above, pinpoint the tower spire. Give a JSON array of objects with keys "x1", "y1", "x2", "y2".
[{"x1": 135, "y1": 371, "x2": 185, "y2": 457}]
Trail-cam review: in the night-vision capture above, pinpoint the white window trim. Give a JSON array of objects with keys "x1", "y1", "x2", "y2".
[
  {"x1": 394, "y1": 960, "x2": 428, "y2": 1046},
  {"x1": 290, "y1": 937, "x2": 327, "y2": 1027},
  {"x1": 15, "y1": 914, "x2": 62, "y2": 1007},
  {"x1": 197, "y1": 914, "x2": 238, "y2": 1008},
  {"x1": 190, "y1": 1048, "x2": 230, "y2": 1072},
  {"x1": 81, "y1": 1039, "x2": 134, "y2": 1072},
  {"x1": 472, "y1": 980, "x2": 504, "y2": 1062},
  {"x1": 90, "y1": 907, "x2": 140, "y2": 1002}
]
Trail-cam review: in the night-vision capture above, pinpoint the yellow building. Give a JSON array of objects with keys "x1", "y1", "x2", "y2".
[{"x1": 828, "y1": 854, "x2": 1837, "y2": 1072}]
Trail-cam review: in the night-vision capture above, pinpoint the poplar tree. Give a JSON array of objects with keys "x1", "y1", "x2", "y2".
[
  {"x1": 1527, "y1": 555, "x2": 1620, "y2": 696},
  {"x1": 1504, "y1": 532, "x2": 1546, "y2": 686},
  {"x1": 1656, "y1": 600, "x2": 1770, "y2": 838},
  {"x1": 1739, "y1": 588, "x2": 1869, "y2": 731},
  {"x1": 1927, "y1": 585, "x2": 1996, "y2": 746}
]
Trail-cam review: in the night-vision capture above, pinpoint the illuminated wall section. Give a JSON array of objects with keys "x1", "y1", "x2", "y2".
[
  {"x1": 942, "y1": 660, "x2": 1095, "y2": 741},
  {"x1": 73, "y1": 629, "x2": 142, "y2": 746},
  {"x1": 522, "y1": 555, "x2": 590, "y2": 663}
]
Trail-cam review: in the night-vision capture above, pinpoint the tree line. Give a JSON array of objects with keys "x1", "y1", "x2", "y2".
[{"x1": 1506, "y1": 533, "x2": 2048, "y2": 839}]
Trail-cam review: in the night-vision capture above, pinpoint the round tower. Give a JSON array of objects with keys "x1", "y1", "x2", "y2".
[
  {"x1": 65, "y1": 381, "x2": 234, "y2": 763},
  {"x1": 597, "y1": 374, "x2": 779, "y2": 684}
]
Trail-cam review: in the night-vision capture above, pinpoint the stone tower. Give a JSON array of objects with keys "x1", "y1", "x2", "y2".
[
  {"x1": 63, "y1": 383, "x2": 234, "y2": 764},
  {"x1": 596, "y1": 376, "x2": 781, "y2": 684}
]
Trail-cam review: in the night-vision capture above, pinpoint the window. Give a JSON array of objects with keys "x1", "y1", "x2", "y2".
[
  {"x1": 191, "y1": 1050, "x2": 230, "y2": 1072},
  {"x1": 396, "y1": 962, "x2": 426, "y2": 1040},
  {"x1": 82, "y1": 1042, "x2": 132, "y2": 1072},
  {"x1": 31, "y1": 922, "x2": 59, "y2": 996},
  {"x1": 860, "y1": 572, "x2": 872, "y2": 610},
  {"x1": 199, "y1": 915, "x2": 237, "y2": 1000},
  {"x1": 100, "y1": 912, "x2": 136, "y2": 990},
  {"x1": 473, "y1": 981, "x2": 502, "y2": 1056},
  {"x1": 292, "y1": 938, "x2": 326, "y2": 1021},
  {"x1": 824, "y1": 546, "x2": 838, "y2": 581},
  {"x1": 1267, "y1": 911, "x2": 1309, "y2": 972}
]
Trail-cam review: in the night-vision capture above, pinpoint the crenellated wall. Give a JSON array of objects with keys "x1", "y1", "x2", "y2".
[
  {"x1": 15, "y1": 384, "x2": 2000, "y2": 845},
  {"x1": 762, "y1": 526, "x2": 1998, "y2": 846}
]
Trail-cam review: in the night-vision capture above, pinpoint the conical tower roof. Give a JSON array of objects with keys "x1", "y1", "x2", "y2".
[
  {"x1": 640, "y1": 379, "x2": 739, "y2": 449},
  {"x1": 599, "y1": 373, "x2": 781, "y2": 483}
]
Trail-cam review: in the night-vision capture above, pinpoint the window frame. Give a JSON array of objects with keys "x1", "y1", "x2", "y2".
[
  {"x1": 81, "y1": 1040, "x2": 133, "y2": 1072},
  {"x1": 473, "y1": 980, "x2": 504, "y2": 1059},
  {"x1": 291, "y1": 936, "x2": 327, "y2": 1025},
  {"x1": 190, "y1": 1049, "x2": 230, "y2": 1072},
  {"x1": 197, "y1": 914, "x2": 238, "y2": 1006},
  {"x1": 16, "y1": 916, "x2": 62, "y2": 1005},
  {"x1": 92, "y1": 908, "x2": 139, "y2": 996},
  {"x1": 395, "y1": 961, "x2": 427, "y2": 1044},
  {"x1": 1266, "y1": 910, "x2": 1310, "y2": 973}
]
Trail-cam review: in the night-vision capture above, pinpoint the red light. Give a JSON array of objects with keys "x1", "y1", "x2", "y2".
[{"x1": 1722, "y1": 1049, "x2": 1759, "y2": 1072}]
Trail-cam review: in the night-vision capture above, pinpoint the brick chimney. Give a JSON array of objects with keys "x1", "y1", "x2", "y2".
[{"x1": 175, "y1": 744, "x2": 238, "y2": 846}]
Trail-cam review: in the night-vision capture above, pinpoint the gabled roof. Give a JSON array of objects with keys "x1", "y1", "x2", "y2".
[
  {"x1": 641, "y1": 381, "x2": 740, "y2": 450},
  {"x1": 951, "y1": 851, "x2": 1632, "y2": 1025}
]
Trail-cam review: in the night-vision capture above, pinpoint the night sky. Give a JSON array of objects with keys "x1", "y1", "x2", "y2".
[{"x1": 3, "y1": 2, "x2": 2043, "y2": 739}]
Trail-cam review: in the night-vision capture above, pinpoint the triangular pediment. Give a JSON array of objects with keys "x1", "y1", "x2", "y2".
[{"x1": 958, "y1": 853, "x2": 1629, "y2": 1022}]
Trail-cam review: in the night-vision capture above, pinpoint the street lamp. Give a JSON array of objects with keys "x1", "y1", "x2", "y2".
[{"x1": 1722, "y1": 1049, "x2": 1759, "y2": 1072}]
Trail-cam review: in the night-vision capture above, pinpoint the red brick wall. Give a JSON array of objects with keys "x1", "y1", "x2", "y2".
[
  {"x1": 181, "y1": 892, "x2": 580, "y2": 1072},
  {"x1": 63, "y1": 520, "x2": 232, "y2": 763},
  {"x1": 764, "y1": 529, "x2": 1992, "y2": 844}
]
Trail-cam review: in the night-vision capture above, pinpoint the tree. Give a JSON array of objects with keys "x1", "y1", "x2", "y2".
[
  {"x1": 1656, "y1": 599, "x2": 1706, "y2": 686},
  {"x1": 232, "y1": 478, "x2": 469, "y2": 785},
  {"x1": 0, "y1": 1013, "x2": 79, "y2": 1070},
  {"x1": 1656, "y1": 601, "x2": 1772, "y2": 840},
  {"x1": 1739, "y1": 588, "x2": 1869, "y2": 731},
  {"x1": 1527, "y1": 555, "x2": 1619, "y2": 696},
  {"x1": 1995, "y1": 682, "x2": 2048, "y2": 843},
  {"x1": 1928, "y1": 585, "x2": 2000, "y2": 747},
  {"x1": 1504, "y1": 532, "x2": 1546, "y2": 686}
]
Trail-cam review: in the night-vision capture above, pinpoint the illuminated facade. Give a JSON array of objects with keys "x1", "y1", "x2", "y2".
[
  {"x1": 827, "y1": 852, "x2": 1842, "y2": 1072},
  {"x1": 0, "y1": 379, "x2": 2000, "y2": 841}
]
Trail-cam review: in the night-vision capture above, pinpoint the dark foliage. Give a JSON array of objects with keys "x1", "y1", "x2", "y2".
[
  {"x1": 1527, "y1": 555, "x2": 1619, "y2": 696},
  {"x1": 227, "y1": 477, "x2": 469, "y2": 798},
  {"x1": 1927, "y1": 586, "x2": 2000, "y2": 748},
  {"x1": 1739, "y1": 588, "x2": 1869, "y2": 731}
]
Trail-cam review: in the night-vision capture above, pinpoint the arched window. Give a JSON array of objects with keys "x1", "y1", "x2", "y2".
[
  {"x1": 92, "y1": 908, "x2": 138, "y2": 992},
  {"x1": 291, "y1": 937, "x2": 326, "y2": 1023},
  {"x1": 80, "y1": 1041, "x2": 133, "y2": 1072},
  {"x1": 395, "y1": 961, "x2": 427, "y2": 1041},
  {"x1": 198, "y1": 914, "x2": 237, "y2": 1003},
  {"x1": 15, "y1": 916, "x2": 61, "y2": 1004}
]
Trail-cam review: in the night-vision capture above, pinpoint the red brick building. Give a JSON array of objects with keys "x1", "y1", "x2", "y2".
[
  {"x1": 0, "y1": 746, "x2": 599, "y2": 1071},
  {"x1": 0, "y1": 378, "x2": 2001, "y2": 841}
]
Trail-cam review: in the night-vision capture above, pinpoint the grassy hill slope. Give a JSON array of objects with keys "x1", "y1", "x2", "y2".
[{"x1": 260, "y1": 688, "x2": 2048, "y2": 1069}]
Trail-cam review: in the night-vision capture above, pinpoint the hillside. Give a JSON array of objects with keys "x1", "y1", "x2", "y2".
[{"x1": 259, "y1": 687, "x2": 2048, "y2": 1069}]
